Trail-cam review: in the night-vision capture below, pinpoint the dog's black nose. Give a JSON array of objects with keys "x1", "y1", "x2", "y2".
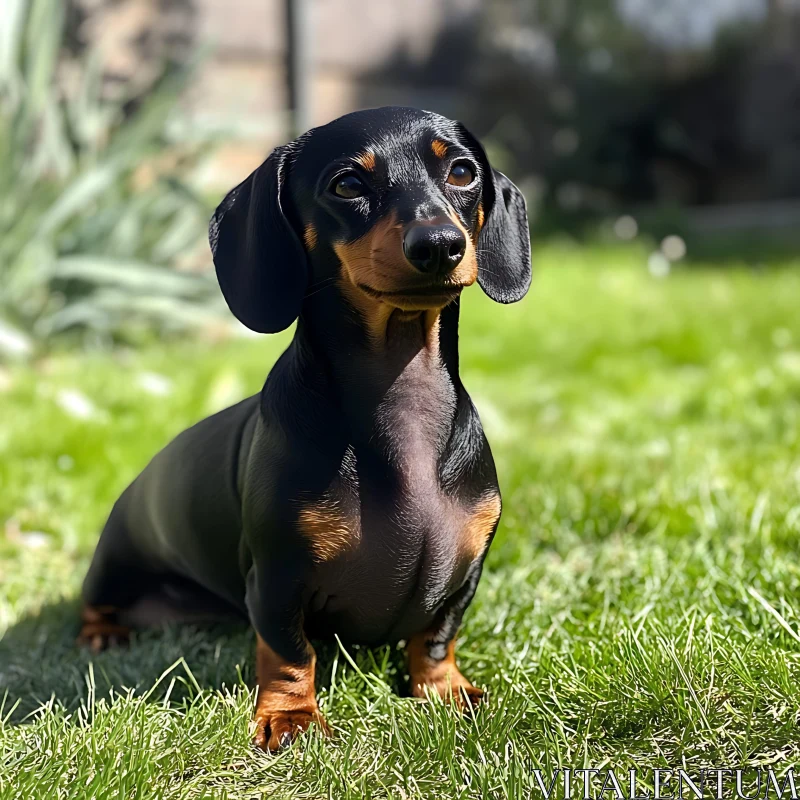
[{"x1": 403, "y1": 224, "x2": 466, "y2": 274}]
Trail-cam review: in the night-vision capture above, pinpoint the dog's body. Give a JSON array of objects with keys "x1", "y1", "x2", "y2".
[
  {"x1": 80, "y1": 107, "x2": 530, "y2": 751},
  {"x1": 84, "y1": 312, "x2": 496, "y2": 644}
]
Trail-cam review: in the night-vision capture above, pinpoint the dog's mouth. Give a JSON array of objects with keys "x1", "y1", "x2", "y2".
[{"x1": 356, "y1": 282, "x2": 466, "y2": 309}]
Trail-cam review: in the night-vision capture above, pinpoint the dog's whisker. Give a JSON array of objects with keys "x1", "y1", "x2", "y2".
[
  {"x1": 304, "y1": 280, "x2": 339, "y2": 300},
  {"x1": 306, "y1": 276, "x2": 338, "y2": 292}
]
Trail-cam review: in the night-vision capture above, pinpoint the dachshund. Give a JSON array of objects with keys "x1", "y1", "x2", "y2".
[{"x1": 79, "y1": 106, "x2": 531, "y2": 751}]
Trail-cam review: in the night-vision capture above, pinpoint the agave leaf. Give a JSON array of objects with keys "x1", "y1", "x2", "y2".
[
  {"x1": 107, "y1": 205, "x2": 145, "y2": 257},
  {"x1": 34, "y1": 300, "x2": 111, "y2": 336},
  {"x1": 54, "y1": 255, "x2": 215, "y2": 297},
  {"x1": 151, "y1": 206, "x2": 205, "y2": 262},
  {"x1": 24, "y1": 0, "x2": 63, "y2": 118},
  {"x1": 36, "y1": 162, "x2": 122, "y2": 235},
  {"x1": 65, "y1": 49, "x2": 116, "y2": 158},
  {"x1": 44, "y1": 289, "x2": 225, "y2": 330},
  {"x1": 29, "y1": 91, "x2": 75, "y2": 180},
  {"x1": 0, "y1": 0, "x2": 27, "y2": 91},
  {"x1": 104, "y1": 71, "x2": 187, "y2": 161},
  {"x1": 1, "y1": 0, "x2": 220, "y2": 356},
  {"x1": 93, "y1": 292, "x2": 225, "y2": 328}
]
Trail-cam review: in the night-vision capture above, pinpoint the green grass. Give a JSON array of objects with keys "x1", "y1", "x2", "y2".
[{"x1": 2, "y1": 243, "x2": 800, "y2": 798}]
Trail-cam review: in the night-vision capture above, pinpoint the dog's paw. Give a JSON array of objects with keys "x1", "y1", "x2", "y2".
[
  {"x1": 252, "y1": 708, "x2": 330, "y2": 753},
  {"x1": 77, "y1": 605, "x2": 131, "y2": 653},
  {"x1": 412, "y1": 674, "x2": 485, "y2": 711},
  {"x1": 77, "y1": 626, "x2": 131, "y2": 653},
  {"x1": 454, "y1": 683, "x2": 484, "y2": 710}
]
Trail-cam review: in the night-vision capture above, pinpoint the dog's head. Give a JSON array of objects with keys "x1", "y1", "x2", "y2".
[{"x1": 209, "y1": 107, "x2": 531, "y2": 334}]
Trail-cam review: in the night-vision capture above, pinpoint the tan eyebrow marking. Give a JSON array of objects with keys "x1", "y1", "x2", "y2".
[
  {"x1": 355, "y1": 150, "x2": 376, "y2": 171},
  {"x1": 431, "y1": 140, "x2": 448, "y2": 159},
  {"x1": 304, "y1": 223, "x2": 318, "y2": 251}
]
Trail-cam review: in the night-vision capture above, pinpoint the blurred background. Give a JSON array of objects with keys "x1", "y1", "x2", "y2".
[{"x1": 2, "y1": 0, "x2": 800, "y2": 356}]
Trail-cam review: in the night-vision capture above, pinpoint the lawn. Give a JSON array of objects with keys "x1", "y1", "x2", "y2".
[{"x1": 1, "y1": 243, "x2": 800, "y2": 799}]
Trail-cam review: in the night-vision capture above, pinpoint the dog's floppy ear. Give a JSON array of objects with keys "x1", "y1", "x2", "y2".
[
  {"x1": 457, "y1": 123, "x2": 531, "y2": 303},
  {"x1": 208, "y1": 144, "x2": 307, "y2": 333}
]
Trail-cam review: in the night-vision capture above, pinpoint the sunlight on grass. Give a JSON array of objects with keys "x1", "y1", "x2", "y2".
[{"x1": 1, "y1": 243, "x2": 800, "y2": 797}]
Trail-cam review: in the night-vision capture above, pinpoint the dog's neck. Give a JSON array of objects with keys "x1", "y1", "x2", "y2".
[{"x1": 295, "y1": 293, "x2": 461, "y2": 468}]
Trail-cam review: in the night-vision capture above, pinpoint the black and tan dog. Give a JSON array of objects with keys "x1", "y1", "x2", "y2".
[{"x1": 79, "y1": 106, "x2": 531, "y2": 751}]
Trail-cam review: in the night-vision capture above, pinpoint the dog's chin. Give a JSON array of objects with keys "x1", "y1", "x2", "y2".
[
  {"x1": 357, "y1": 283, "x2": 465, "y2": 311},
  {"x1": 387, "y1": 293, "x2": 462, "y2": 312}
]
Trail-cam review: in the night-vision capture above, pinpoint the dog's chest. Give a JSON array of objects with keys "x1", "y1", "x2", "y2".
[
  {"x1": 298, "y1": 444, "x2": 500, "y2": 643},
  {"x1": 296, "y1": 334, "x2": 500, "y2": 642}
]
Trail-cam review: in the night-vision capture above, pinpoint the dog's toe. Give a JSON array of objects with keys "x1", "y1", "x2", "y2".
[
  {"x1": 457, "y1": 683, "x2": 484, "y2": 710},
  {"x1": 412, "y1": 671, "x2": 486, "y2": 712},
  {"x1": 253, "y1": 709, "x2": 329, "y2": 753},
  {"x1": 77, "y1": 625, "x2": 131, "y2": 652},
  {"x1": 77, "y1": 605, "x2": 130, "y2": 652}
]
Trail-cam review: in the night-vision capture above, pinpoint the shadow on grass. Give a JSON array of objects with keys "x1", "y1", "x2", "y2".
[{"x1": 0, "y1": 600, "x2": 409, "y2": 722}]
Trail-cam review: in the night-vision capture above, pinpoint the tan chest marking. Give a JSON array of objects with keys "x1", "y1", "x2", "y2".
[
  {"x1": 297, "y1": 497, "x2": 358, "y2": 562},
  {"x1": 460, "y1": 493, "x2": 502, "y2": 561}
]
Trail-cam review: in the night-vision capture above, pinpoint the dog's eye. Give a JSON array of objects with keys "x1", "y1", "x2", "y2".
[
  {"x1": 331, "y1": 173, "x2": 366, "y2": 199},
  {"x1": 447, "y1": 163, "x2": 475, "y2": 187}
]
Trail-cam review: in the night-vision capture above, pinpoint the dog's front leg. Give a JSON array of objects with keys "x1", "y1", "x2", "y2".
[
  {"x1": 246, "y1": 568, "x2": 329, "y2": 752},
  {"x1": 253, "y1": 632, "x2": 329, "y2": 752},
  {"x1": 407, "y1": 564, "x2": 485, "y2": 709}
]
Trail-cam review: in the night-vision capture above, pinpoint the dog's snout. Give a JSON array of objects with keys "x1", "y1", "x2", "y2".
[{"x1": 403, "y1": 224, "x2": 466, "y2": 274}]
